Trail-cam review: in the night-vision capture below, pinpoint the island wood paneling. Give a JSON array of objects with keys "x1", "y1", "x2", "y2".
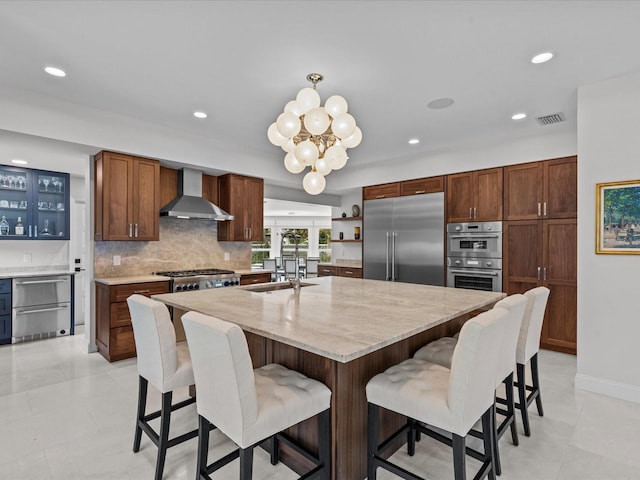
[{"x1": 245, "y1": 315, "x2": 471, "y2": 480}]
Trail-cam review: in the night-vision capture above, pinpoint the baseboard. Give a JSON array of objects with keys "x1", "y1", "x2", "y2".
[{"x1": 575, "y1": 373, "x2": 640, "y2": 404}]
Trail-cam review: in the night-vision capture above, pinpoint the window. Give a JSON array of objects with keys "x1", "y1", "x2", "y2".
[
  {"x1": 280, "y1": 228, "x2": 309, "y2": 259},
  {"x1": 251, "y1": 228, "x2": 271, "y2": 265},
  {"x1": 319, "y1": 228, "x2": 331, "y2": 262}
]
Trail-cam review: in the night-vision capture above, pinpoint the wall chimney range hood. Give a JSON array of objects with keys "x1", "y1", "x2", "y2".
[{"x1": 159, "y1": 168, "x2": 234, "y2": 220}]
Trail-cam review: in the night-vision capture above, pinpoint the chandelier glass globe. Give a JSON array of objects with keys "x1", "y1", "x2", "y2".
[{"x1": 267, "y1": 73, "x2": 362, "y2": 195}]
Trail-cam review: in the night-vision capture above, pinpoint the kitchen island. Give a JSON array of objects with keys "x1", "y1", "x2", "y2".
[{"x1": 153, "y1": 277, "x2": 504, "y2": 479}]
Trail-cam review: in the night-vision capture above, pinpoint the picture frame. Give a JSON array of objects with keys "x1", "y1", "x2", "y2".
[{"x1": 596, "y1": 179, "x2": 640, "y2": 254}]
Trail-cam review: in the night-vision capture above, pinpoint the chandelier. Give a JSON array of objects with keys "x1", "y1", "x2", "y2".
[{"x1": 267, "y1": 73, "x2": 362, "y2": 195}]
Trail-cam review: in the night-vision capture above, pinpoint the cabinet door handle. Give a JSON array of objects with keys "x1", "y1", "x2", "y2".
[
  {"x1": 543, "y1": 202, "x2": 547, "y2": 217},
  {"x1": 344, "y1": 270, "x2": 353, "y2": 274},
  {"x1": 133, "y1": 289, "x2": 151, "y2": 295},
  {"x1": 134, "y1": 224, "x2": 139, "y2": 238},
  {"x1": 538, "y1": 202, "x2": 541, "y2": 217},
  {"x1": 376, "y1": 195, "x2": 385, "y2": 199},
  {"x1": 29, "y1": 225, "x2": 32, "y2": 238},
  {"x1": 537, "y1": 266, "x2": 541, "y2": 281},
  {"x1": 129, "y1": 224, "x2": 133, "y2": 238},
  {"x1": 543, "y1": 267, "x2": 547, "y2": 281},
  {"x1": 34, "y1": 226, "x2": 38, "y2": 238},
  {"x1": 474, "y1": 207, "x2": 477, "y2": 219},
  {"x1": 415, "y1": 190, "x2": 426, "y2": 194},
  {"x1": 248, "y1": 227, "x2": 252, "y2": 239},
  {"x1": 469, "y1": 207, "x2": 473, "y2": 219}
]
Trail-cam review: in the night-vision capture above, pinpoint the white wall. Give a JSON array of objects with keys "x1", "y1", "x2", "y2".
[{"x1": 575, "y1": 71, "x2": 640, "y2": 403}]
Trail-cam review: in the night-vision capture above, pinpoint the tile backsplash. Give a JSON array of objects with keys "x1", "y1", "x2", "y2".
[{"x1": 94, "y1": 218, "x2": 251, "y2": 277}]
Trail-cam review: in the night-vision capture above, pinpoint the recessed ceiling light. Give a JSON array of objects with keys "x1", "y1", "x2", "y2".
[
  {"x1": 44, "y1": 66, "x2": 66, "y2": 77},
  {"x1": 427, "y1": 98, "x2": 454, "y2": 110},
  {"x1": 193, "y1": 111, "x2": 208, "y2": 119},
  {"x1": 408, "y1": 138, "x2": 420, "y2": 145},
  {"x1": 512, "y1": 113, "x2": 527, "y2": 120},
  {"x1": 11, "y1": 159, "x2": 28, "y2": 165},
  {"x1": 531, "y1": 52, "x2": 553, "y2": 64}
]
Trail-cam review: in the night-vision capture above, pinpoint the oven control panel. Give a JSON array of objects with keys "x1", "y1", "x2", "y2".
[{"x1": 447, "y1": 257, "x2": 502, "y2": 270}]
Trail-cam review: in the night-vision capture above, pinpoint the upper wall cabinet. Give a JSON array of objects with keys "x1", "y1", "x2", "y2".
[
  {"x1": 217, "y1": 174, "x2": 263, "y2": 242},
  {"x1": 363, "y1": 176, "x2": 444, "y2": 201},
  {"x1": 363, "y1": 182, "x2": 401, "y2": 201},
  {"x1": 447, "y1": 167, "x2": 503, "y2": 222},
  {"x1": 504, "y1": 156, "x2": 577, "y2": 221},
  {"x1": 0, "y1": 165, "x2": 70, "y2": 240},
  {"x1": 95, "y1": 151, "x2": 160, "y2": 241}
]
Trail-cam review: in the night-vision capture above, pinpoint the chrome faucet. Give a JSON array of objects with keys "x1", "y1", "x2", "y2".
[{"x1": 281, "y1": 230, "x2": 300, "y2": 288}]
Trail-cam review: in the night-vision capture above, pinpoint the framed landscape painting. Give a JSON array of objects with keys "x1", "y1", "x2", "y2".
[{"x1": 596, "y1": 179, "x2": 640, "y2": 254}]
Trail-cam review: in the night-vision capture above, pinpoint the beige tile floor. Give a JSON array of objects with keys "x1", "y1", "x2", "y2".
[{"x1": 1, "y1": 329, "x2": 640, "y2": 479}]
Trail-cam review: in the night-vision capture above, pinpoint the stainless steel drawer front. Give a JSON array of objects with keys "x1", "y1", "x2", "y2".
[
  {"x1": 12, "y1": 275, "x2": 71, "y2": 307},
  {"x1": 12, "y1": 302, "x2": 71, "y2": 339}
]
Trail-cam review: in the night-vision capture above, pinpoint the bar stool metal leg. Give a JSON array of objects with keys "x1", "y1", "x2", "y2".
[
  {"x1": 239, "y1": 448, "x2": 253, "y2": 480},
  {"x1": 452, "y1": 433, "x2": 466, "y2": 480}
]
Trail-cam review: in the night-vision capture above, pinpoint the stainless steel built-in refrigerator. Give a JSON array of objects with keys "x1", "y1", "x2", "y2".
[{"x1": 363, "y1": 193, "x2": 444, "y2": 285}]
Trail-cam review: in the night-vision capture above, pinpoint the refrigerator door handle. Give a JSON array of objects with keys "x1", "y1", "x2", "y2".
[
  {"x1": 386, "y1": 232, "x2": 390, "y2": 281},
  {"x1": 391, "y1": 232, "x2": 397, "y2": 281}
]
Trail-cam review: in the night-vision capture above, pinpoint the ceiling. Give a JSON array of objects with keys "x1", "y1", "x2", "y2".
[{"x1": 1, "y1": 1, "x2": 640, "y2": 194}]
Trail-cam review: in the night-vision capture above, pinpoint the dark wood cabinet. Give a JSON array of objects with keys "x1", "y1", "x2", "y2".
[
  {"x1": 363, "y1": 182, "x2": 401, "y2": 200},
  {"x1": 337, "y1": 266, "x2": 363, "y2": 278},
  {"x1": 447, "y1": 168, "x2": 503, "y2": 222},
  {"x1": 240, "y1": 272, "x2": 271, "y2": 285},
  {"x1": 318, "y1": 265, "x2": 337, "y2": 277},
  {"x1": 217, "y1": 174, "x2": 264, "y2": 241},
  {"x1": 95, "y1": 151, "x2": 160, "y2": 241},
  {"x1": 318, "y1": 265, "x2": 362, "y2": 278},
  {"x1": 503, "y1": 219, "x2": 577, "y2": 354},
  {"x1": 363, "y1": 177, "x2": 444, "y2": 201},
  {"x1": 400, "y1": 176, "x2": 444, "y2": 196},
  {"x1": 96, "y1": 280, "x2": 170, "y2": 362},
  {"x1": 504, "y1": 156, "x2": 577, "y2": 220}
]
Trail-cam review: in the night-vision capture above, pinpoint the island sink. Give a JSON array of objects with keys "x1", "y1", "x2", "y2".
[{"x1": 241, "y1": 281, "x2": 316, "y2": 293}]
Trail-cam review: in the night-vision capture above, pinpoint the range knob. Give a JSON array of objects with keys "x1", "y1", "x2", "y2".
[
  {"x1": 176, "y1": 285, "x2": 183, "y2": 291},
  {"x1": 454, "y1": 259, "x2": 461, "y2": 266},
  {"x1": 224, "y1": 281, "x2": 230, "y2": 286},
  {"x1": 234, "y1": 280, "x2": 240, "y2": 285},
  {"x1": 455, "y1": 225, "x2": 462, "y2": 231},
  {"x1": 188, "y1": 284, "x2": 194, "y2": 290},
  {"x1": 486, "y1": 261, "x2": 493, "y2": 267},
  {"x1": 194, "y1": 284, "x2": 200, "y2": 289}
]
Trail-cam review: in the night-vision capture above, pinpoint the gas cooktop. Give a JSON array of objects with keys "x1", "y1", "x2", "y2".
[{"x1": 155, "y1": 268, "x2": 235, "y2": 278}]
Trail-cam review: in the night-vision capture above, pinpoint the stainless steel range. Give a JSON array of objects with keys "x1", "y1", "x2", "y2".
[{"x1": 155, "y1": 268, "x2": 240, "y2": 292}]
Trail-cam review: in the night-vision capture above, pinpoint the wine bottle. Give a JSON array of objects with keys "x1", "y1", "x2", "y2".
[
  {"x1": 0, "y1": 215, "x2": 9, "y2": 236},
  {"x1": 15, "y1": 216, "x2": 24, "y2": 235}
]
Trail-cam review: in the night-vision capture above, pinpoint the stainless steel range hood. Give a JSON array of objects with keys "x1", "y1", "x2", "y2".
[{"x1": 159, "y1": 168, "x2": 234, "y2": 220}]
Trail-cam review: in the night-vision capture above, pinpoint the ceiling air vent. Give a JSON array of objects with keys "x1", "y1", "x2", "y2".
[{"x1": 536, "y1": 112, "x2": 565, "y2": 126}]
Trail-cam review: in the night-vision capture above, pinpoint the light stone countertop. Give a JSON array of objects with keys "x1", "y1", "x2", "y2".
[
  {"x1": 94, "y1": 275, "x2": 172, "y2": 285},
  {"x1": 153, "y1": 276, "x2": 504, "y2": 363}
]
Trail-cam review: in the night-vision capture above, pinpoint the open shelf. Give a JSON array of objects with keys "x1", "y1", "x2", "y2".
[
  {"x1": 332, "y1": 216, "x2": 362, "y2": 222},
  {"x1": 332, "y1": 239, "x2": 362, "y2": 243}
]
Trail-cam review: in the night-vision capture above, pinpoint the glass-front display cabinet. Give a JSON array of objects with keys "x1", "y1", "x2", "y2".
[{"x1": 0, "y1": 165, "x2": 70, "y2": 240}]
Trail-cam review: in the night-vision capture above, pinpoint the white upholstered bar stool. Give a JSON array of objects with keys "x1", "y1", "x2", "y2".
[
  {"x1": 126, "y1": 294, "x2": 200, "y2": 480},
  {"x1": 413, "y1": 294, "x2": 528, "y2": 475},
  {"x1": 513, "y1": 286, "x2": 550, "y2": 437},
  {"x1": 181, "y1": 311, "x2": 332, "y2": 480},
  {"x1": 366, "y1": 308, "x2": 510, "y2": 480}
]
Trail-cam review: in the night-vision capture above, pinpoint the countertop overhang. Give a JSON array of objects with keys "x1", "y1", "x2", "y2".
[{"x1": 153, "y1": 277, "x2": 504, "y2": 363}]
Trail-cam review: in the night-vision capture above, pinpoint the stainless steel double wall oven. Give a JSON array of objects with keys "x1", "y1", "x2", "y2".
[{"x1": 446, "y1": 221, "x2": 503, "y2": 292}]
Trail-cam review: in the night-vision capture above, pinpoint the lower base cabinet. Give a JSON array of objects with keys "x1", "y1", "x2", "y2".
[
  {"x1": 239, "y1": 272, "x2": 271, "y2": 285},
  {"x1": 318, "y1": 265, "x2": 363, "y2": 278},
  {"x1": 95, "y1": 281, "x2": 170, "y2": 362},
  {"x1": 0, "y1": 315, "x2": 10, "y2": 345}
]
